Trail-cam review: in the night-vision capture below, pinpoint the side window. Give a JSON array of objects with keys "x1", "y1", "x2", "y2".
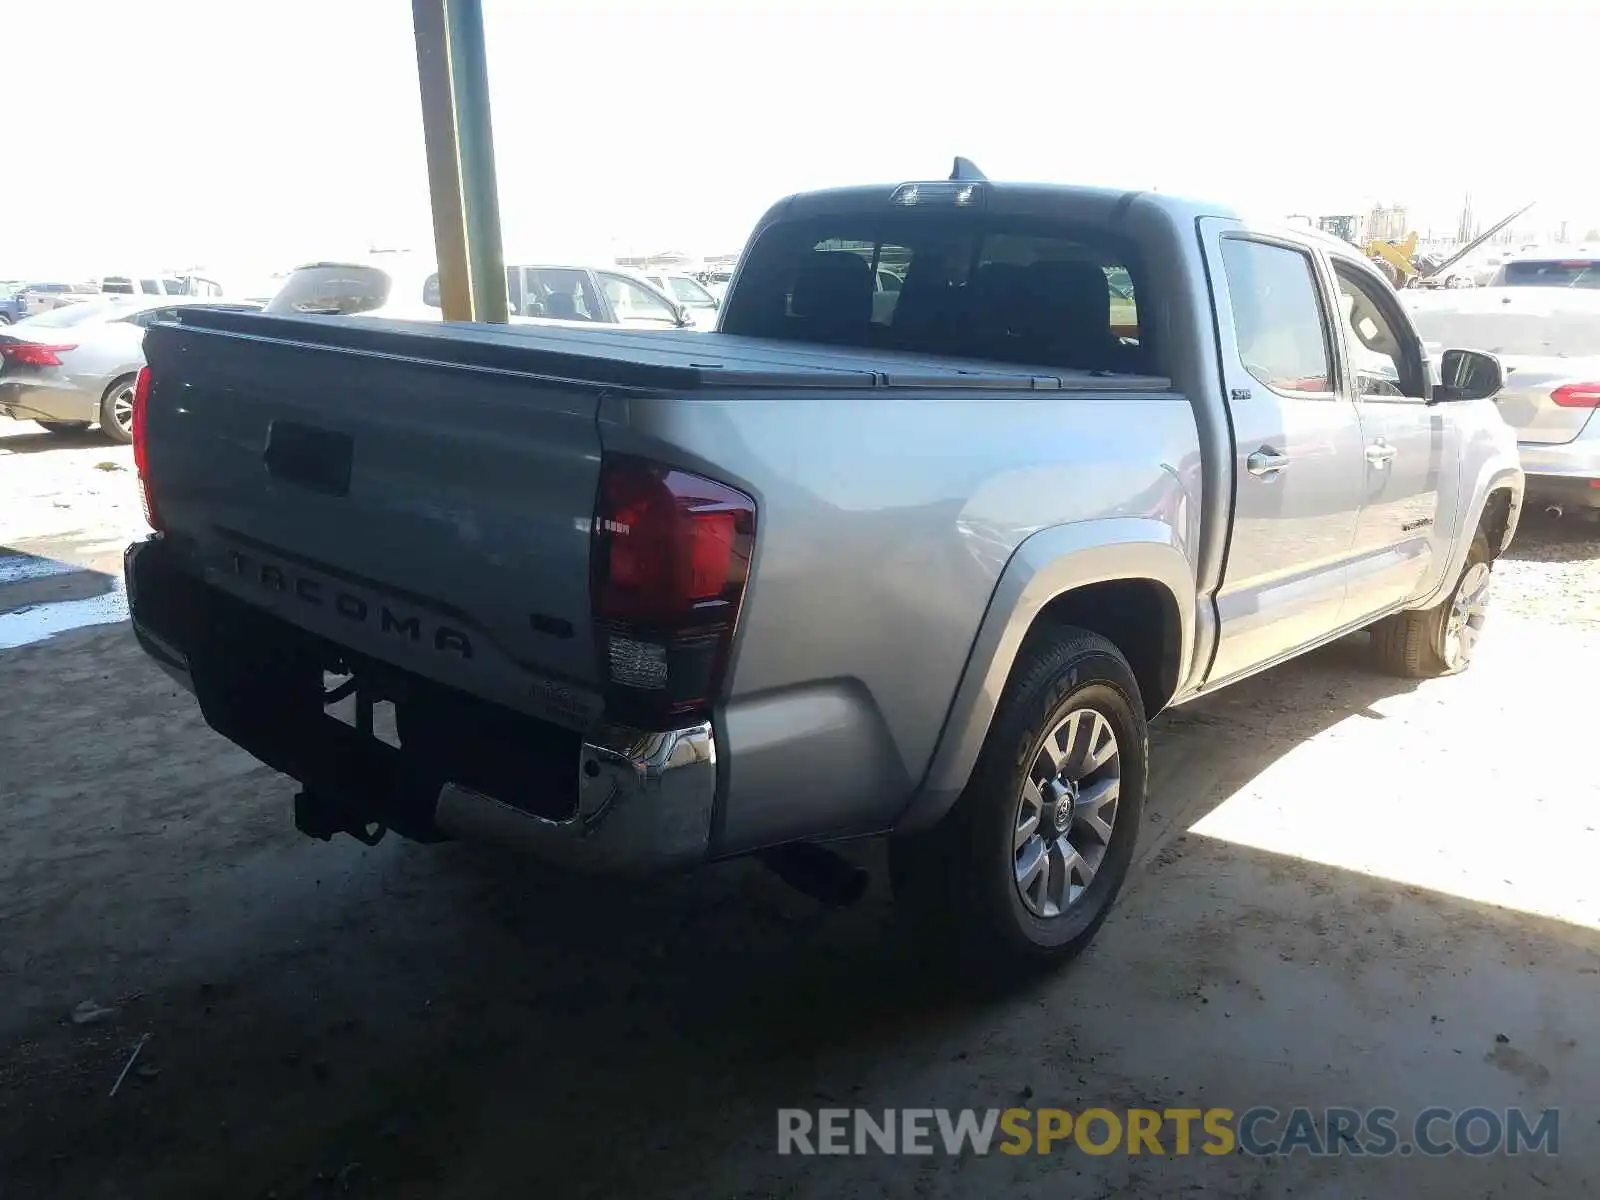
[
  {"x1": 598, "y1": 272, "x2": 677, "y2": 322},
  {"x1": 123, "y1": 307, "x2": 178, "y2": 328},
  {"x1": 528, "y1": 268, "x2": 603, "y2": 321},
  {"x1": 669, "y1": 276, "x2": 715, "y2": 306},
  {"x1": 1219, "y1": 239, "x2": 1333, "y2": 395},
  {"x1": 140, "y1": 279, "x2": 163, "y2": 295},
  {"x1": 1104, "y1": 266, "x2": 1136, "y2": 337},
  {"x1": 1331, "y1": 263, "x2": 1425, "y2": 400}
]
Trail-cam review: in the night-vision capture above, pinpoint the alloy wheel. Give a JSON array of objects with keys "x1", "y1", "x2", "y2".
[
  {"x1": 1443, "y1": 561, "x2": 1491, "y2": 669},
  {"x1": 1013, "y1": 707, "x2": 1121, "y2": 919}
]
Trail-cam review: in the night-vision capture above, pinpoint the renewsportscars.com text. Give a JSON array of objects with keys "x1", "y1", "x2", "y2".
[{"x1": 777, "y1": 1106, "x2": 1560, "y2": 1158}]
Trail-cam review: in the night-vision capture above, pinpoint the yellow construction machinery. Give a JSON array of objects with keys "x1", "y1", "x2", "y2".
[
  {"x1": 1365, "y1": 231, "x2": 1421, "y2": 287},
  {"x1": 1366, "y1": 203, "x2": 1536, "y2": 288}
]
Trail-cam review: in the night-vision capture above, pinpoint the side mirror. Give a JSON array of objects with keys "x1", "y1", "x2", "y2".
[{"x1": 1432, "y1": 348, "x2": 1504, "y2": 404}]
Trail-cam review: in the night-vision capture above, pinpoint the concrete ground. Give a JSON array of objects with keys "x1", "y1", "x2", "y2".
[{"x1": 1, "y1": 422, "x2": 1597, "y2": 1198}]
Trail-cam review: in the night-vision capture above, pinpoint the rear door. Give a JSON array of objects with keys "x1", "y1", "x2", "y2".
[
  {"x1": 1201, "y1": 225, "x2": 1367, "y2": 682},
  {"x1": 1329, "y1": 258, "x2": 1453, "y2": 618}
]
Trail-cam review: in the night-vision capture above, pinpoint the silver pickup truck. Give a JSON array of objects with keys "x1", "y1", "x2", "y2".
[{"x1": 123, "y1": 168, "x2": 1522, "y2": 969}]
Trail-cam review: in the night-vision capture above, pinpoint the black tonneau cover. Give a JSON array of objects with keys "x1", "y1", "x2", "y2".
[{"x1": 170, "y1": 307, "x2": 1172, "y2": 394}]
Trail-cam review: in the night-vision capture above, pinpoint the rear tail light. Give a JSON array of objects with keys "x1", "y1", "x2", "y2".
[
  {"x1": 1551, "y1": 383, "x2": 1600, "y2": 408},
  {"x1": 0, "y1": 343, "x2": 76, "y2": 367},
  {"x1": 130, "y1": 366, "x2": 164, "y2": 531},
  {"x1": 591, "y1": 455, "x2": 755, "y2": 729}
]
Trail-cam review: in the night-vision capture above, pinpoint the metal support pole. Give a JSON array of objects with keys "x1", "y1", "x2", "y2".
[
  {"x1": 412, "y1": 0, "x2": 471, "y2": 321},
  {"x1": 410, "y1": 0, "x2": 508, "y2": 324},
  {"x1": 444, "y1": 0, "x2": 508, "y2": 324}
]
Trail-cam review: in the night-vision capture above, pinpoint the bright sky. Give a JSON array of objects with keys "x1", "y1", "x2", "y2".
[{"x1": 3, "y1": 0, "x2": 1597, "y2": 286}]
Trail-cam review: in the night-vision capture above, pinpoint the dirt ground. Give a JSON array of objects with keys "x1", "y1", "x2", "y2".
[{"x1": 2, "y1": 422, "x2": 1598, "y2": 1198}]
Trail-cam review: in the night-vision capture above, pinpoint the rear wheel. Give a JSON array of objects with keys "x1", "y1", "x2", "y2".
[
  {"x1": 99, "y1": 376, "x2": 136, "y2": 443},
  {"x1": 1371, "y1": 532, "x2": 1493, "y2": 677},
  {"x1": 890, "y1": 627, "x2": 1147, "y2": 974},
  {"x1": 35, "y1": 420, "x2": 90, "y2": 435}
]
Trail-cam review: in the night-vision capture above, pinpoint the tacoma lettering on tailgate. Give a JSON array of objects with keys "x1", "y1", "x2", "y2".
[{"x1": 225, "y1": 548, "x2": 474, "y2": 659}]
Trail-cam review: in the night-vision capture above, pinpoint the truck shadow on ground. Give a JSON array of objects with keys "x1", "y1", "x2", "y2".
[
  {"x1": 22, "y1": 627, "x2": 1590, "y2": 1197},
  {"x1": 0, "y1": 425, "x2": 110, "y2": 454}
]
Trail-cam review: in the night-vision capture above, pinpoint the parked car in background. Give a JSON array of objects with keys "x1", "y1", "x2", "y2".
[
  {"x1": 641, "y1": 270, "x2": 720, "y2": 329},
  {"x1": 694, "y1": 268, "x2": 735, "y2": 300},
  {"x1": 1406, "y1": 288, "x2": 1600, "y2": 518},
  {"x1": 589, "y1": 268, "x2": 697, "y2": 329},
  {"x1": 265, "y1": 259, "x2": 698, "y2": 331},
  {"x1": 0, "y1": 295, "x2": 260, "y2": 442},
  {"x1": 1485, "y1": 251, "x2": 1600, "y2": 290},
  {"x1": 99, "y1": 274, "x2": 226, "y2": 297},
  {"x1": 0, "y1": 282, "x2": 27, "y2": 324},
  {"x1": 21, "y1": 281, "x2": 94, "y2": 317}
]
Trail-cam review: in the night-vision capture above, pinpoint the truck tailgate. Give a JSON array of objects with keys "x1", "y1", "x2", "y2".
[{"x1": 141, "y1": 315, "x2": 607, "y2": 730}]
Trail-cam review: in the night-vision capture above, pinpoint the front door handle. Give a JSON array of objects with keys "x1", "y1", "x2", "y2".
[
  {"x1": 1247, "y1": 447, "x2": 1289, "y2": 477},
  {"x1": 1366, "y1": 440, "x2": 1397, "y2": 467}
]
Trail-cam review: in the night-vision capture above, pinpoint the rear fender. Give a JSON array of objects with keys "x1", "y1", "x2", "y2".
[{"x1": 893, "y1": 518, "x2": 1195, "y2": 833}]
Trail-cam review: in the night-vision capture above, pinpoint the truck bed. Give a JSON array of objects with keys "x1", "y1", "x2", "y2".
[
  {"x1": 171, "y1": 306, "x2": 1174, "y2": 393},
  {"x1": 138, "y1": 308, "x2": 1184, "y2": 754}
]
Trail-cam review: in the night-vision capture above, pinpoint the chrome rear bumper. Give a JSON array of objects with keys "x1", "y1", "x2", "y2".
[{"x1": 434, "y1": 723, "x2": 716, "y2": 873}]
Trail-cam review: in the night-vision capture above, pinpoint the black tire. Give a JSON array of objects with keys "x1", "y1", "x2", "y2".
[
  {"x1": 99, "y1": 375, "x2": 136, "y2": 444},
  {"x1": 1371, "y1": 532, "x2": 1493, "y2": 678},
  {"x1": 35, "y1": 420, "x2": 90, "y2": 435},
  {"x1": 890, "y1": 627, "x2": 1147, "y2": 975}
]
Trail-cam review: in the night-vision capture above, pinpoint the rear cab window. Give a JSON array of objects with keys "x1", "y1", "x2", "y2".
[{"x1": 720, "y1": 209, "x2": 1149, "y2": 374}]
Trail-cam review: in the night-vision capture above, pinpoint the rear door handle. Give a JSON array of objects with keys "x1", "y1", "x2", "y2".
[
  {"x1": 1247, "y1": 447, "x2": 1289, "y2": 477},
  {"x1": 1365, "y1": 441, "x2": 1397, "y2": 467}
]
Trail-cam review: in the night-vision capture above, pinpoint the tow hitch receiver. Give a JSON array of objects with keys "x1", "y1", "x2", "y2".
[{"x1": 294, "y1": 789, "x2": 388, "y2": 846}]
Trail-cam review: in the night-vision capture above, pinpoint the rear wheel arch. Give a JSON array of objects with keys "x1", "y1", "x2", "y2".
[
  {"x1": 1024, "y1": 578, "x2": 1183, "y2": 719},
  {"x1": 902, "y1": 527, "x2": 1194, "y2": 836},
  {"x1": 1478, "y1": 486, "x2": 1517, "y2": 556}
]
